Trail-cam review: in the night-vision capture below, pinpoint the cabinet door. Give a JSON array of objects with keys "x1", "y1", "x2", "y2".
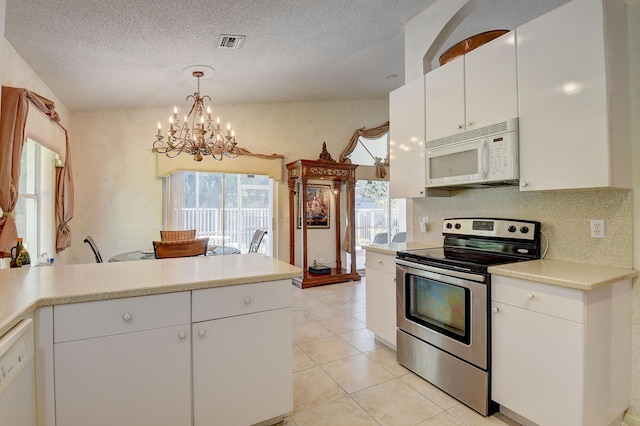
[
  {"x1": 465, "y1": 31, "x2": 517, "y2": 129},
  {"x1": 389, "y1": 76, "x2": 426, "y2": 199},
  {"x1": 193, "y1": 308, "x2": 292, "y2": 426},
  {"x1": 425, "y1": 56, "x2": 465, "y2": 142},
  {"x1": 492, "y1": 301, "x2": 584, "y2": 425},
  {"x1": 54, "y1": 324, "x2": 192, "y2": 426},
  {"x1": 516, "y1": 0, "x2": 629, "y2": 191},
  {"x1": 365, "y1": 267, "x2": 397, "y2": 348}
]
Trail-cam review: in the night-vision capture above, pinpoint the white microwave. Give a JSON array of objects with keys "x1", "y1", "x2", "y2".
[{"x1": 424, "y1": 118, "x2": 519, "y2": 189}]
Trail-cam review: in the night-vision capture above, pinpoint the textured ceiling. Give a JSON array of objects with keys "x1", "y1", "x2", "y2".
[{"x1": 4, "y1": 0, "x2": 569, "y2": 112}]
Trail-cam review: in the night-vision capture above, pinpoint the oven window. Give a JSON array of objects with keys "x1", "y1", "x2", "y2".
[{"x1": 407, "y1": 275, "x2": 471, "y2": 344}]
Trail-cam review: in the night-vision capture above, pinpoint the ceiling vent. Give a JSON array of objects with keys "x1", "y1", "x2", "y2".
[{"x1": 217, "y1": 34, "x2": 246, "y2": 49}]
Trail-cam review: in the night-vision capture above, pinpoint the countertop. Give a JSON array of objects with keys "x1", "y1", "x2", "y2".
[
  {"x1": 361, "y1": 241, "x2": 441, "y2": 256},
  {"x1": 0, "y1": 254, "x2": 302, "y2": 337},
  {"x1": 488, "y1": 259, "x2": 638, "y2": 291},
  {"x1": 363, "y1": 242, "x2": 638, "y2": 292}
]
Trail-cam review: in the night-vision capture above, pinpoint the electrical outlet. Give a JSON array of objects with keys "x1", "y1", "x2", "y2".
[
  {"x1": 590, "y1": 219, "x2": 605, "y2": 239},
  {"x1": 420, "y1": 217, "x2": 430, "y2": 232}
]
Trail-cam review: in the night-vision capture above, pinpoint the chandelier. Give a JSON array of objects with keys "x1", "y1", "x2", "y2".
[{"x1": 153, "y1": 69, "x2": 239, "y2": 161}]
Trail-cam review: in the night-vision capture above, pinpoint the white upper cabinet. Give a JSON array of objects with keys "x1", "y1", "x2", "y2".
[
  {"x1": 517, "y1": 0, "x2": 630, "y2": 191},
  {"x1": 425, "y1": 56, "x2": 465, "y2": 142},
  {"x1": 425, "y1": 31, "x2": 518, "y2": 143},
  {"x1": 389, "y1": 76, "x2": 426, "y2": 199},
  {"x1": 464, "y1": 31, "x2": 518, "y2": 131}
]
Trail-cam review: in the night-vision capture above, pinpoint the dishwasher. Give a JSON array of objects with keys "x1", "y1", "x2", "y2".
[{"x1": 0, "y1": 319, "x2": 35, "y2": 426}]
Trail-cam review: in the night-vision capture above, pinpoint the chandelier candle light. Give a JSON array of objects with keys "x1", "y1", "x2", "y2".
[{"x1": 153, "y1": 69, "x2": 239, "y2": 161}]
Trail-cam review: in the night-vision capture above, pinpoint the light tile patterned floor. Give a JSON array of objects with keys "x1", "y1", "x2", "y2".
[{"x1": 284, "y1": 279, "x2": 520, "y2": 426}]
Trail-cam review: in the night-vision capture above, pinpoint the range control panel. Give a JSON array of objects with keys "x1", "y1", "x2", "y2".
[{"x1": 442, "y1": 218, "x2": 540, "y2": 241}]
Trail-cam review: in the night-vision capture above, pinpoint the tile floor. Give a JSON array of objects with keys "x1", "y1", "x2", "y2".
[{"x1": 284, "y1": 278, "x2": 520, "y2": 426}]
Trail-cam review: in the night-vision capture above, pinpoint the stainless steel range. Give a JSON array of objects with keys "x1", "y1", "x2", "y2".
[{"x1": 396, "y1": 218, "x2": 541, "y2": 416}]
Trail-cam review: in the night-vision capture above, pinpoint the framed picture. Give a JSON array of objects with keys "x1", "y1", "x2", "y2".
[{"x1": 297, "y1": 184, "x2": 331, "y2": 229}]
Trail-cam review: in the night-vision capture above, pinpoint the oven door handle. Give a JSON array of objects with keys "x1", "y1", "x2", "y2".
[{"x1": 395, "y1": 259, "x2": 486, "y2": 283}]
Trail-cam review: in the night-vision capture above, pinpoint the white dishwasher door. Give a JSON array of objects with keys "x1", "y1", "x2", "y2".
[{"x1": 0, "y1": 319, "x2": 35, "y2": 426}]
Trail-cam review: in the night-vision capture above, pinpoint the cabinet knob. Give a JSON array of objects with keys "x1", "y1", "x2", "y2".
[
  {"x1": 457, "y1": 124, "x2": 463, "y2": 130},
  {"x1": 377, "y1": 260, "x2": 383, "y2": 265},
  {"x1": 520, "y1": 181, "x2": 528, "y2": 188},
  {"x1": 526, "y1": 293, "x2": 535, "y2": 300},
  {"x1": 244, "y1": 296, "x2": 252, "y2": 304},
  {"x1": 492, "y1": 307, "x2": 500, "y2": 313},
  {"x1": 122, "y1": 312, "x2": 132, "y2": 322},
  {"x1": 178, "y1": 330, "x2": 187, "y2": 339},
  {"x1": 467, "y1": 121, "x2": 474, "y2": 127},
  {"x1": 198, "y1": 329, "x2": 206, "y2": 337}
]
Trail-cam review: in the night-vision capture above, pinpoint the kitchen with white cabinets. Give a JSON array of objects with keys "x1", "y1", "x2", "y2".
[{"x1": 382, "y1": 0, "x2": 640, "y2": 424}]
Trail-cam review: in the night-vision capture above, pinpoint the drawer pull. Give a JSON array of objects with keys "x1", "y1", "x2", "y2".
[
  {"x1": 198, "y1": 329, "x2": 206, "y2": 337},
  {"x1": 122, "y1": 312, "x2": 132, "y2": 322},
  {"x1": 178, "y1": 330, "x2": 187, "y2": 339},
  {"x1": 526, "y1": 293, "x2": 535, "y2": 300},
  {"x1": 377, "y1": 260, "x2": 383, "y2": 264},
  {"x1": 244, "y1": 296, "x2": 252, "y2": 304},
  {"x1": 492, "y1": 307, "x2": 500, "y2": 313}
]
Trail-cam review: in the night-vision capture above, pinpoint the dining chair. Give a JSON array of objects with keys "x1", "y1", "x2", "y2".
[
  {"x1": 391, "y1": 232, "x2": 406, "y2": 243},
  {"x1": 248, "y1": 230, "x2": 267, "y2": 253},
  {"x1": 159, "y1": 229, "x2": 197, "y2": 241},
  {"x1": 371, "y1": 233, "x2": 388, "y2": 244},
  {"x1": 153, "y1": 237, "x2": 209, "y2": 259},
  {"x1": 83, "y1": 236, "x2": 103, "y2": 263}
]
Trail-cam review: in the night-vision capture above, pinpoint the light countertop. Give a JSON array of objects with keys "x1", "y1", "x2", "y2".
[
  {"x1": 488, "y1": 259, "x2": 638, "y2": 291},
  {"x1": 0, "y1": 254, "x2": 302, "y2": 337},
  {"x1": 362, "y1": 242, "x2": 441, "y2": 256}
]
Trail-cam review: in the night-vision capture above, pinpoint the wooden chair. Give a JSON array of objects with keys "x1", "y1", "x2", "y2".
[
  {"x1": 248, "y1": 230, "x2": 267, "y2": 253},
  {"x1": 159, "y1": 229, "x2": 197, "y2": 241},
  {"x1": 153, "y1": 237, "x2": 208, "y2": 259}
]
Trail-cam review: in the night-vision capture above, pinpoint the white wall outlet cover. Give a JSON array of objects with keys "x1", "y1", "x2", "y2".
[{"x1": 590, "y1": 219, "x2": 605, "y2": 239}]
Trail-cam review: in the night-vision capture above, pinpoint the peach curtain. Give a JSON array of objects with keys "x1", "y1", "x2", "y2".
[
  {"x1": 0, "y1": 86, "x2": 74, "y2": 256},
  {"x1": 338, "y1": 121, "x2": 389, "y2": 178}
]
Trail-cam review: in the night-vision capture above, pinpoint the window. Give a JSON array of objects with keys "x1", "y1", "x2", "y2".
[
  {"x1": 15, "y1": 139, "x2": 57, "y2": 260},
  {"x1": 164, "y1": 172, "x2": 274, "y2": 254},
  {"x1": 348, "y1": 134, "x2": 389, "y2": 167}
]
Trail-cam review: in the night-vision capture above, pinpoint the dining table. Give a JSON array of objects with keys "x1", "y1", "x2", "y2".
[{"x1": 108, "y1": 246, "x2": 241, "y2": 262}]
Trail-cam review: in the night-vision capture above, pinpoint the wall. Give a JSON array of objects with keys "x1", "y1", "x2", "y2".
[
  {"x1": 69, "y1": 100, "x2": 388, "y2": 264},
  {"x1": 628, "y1": 1, "x2": 640, "y2": 422}
]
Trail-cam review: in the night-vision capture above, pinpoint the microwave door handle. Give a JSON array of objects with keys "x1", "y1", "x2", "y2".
[{"x1": 479, "y1": 139, "x2": 488, "y2": 179}]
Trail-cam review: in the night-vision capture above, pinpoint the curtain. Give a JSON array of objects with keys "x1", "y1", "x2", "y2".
[
  {"x1": 338, "y1": 121, "x2": 389, "y2": 178},
  {"x1": 0, "y1": 86, "x2": 74, "y2": 256}
]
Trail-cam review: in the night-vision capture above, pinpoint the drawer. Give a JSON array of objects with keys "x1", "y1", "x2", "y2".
[
  {"x1": 366, "y1": 251, "x2": 396, "y2": 274},
  {"x1": 54, "y1": 292, "x2": 190, "y2": 343},
  {"x1": 192, "y1": 280, "x2": 291, "y2": 323},
  {"x1": 492, "y1": 276, "x2": 584, "y2": 323}
]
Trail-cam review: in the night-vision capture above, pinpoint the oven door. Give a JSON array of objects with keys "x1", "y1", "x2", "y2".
[{"x1": 396, "y1": 259, "x2": 488, "y2": 370}]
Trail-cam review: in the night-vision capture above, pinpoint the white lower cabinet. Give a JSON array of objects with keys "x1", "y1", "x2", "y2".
[
  {"x1": 53, "y1": 293, "x2": 191, "y2": 426},
  {"x1": 491, "y1": 276, "x2": 631, "y2": 426},
  {"x1": 192, "y1": 280, "x2": 293, "y2": 426},
  {"x1": 365, "y1": 251, "x2": 397, "y2": 349},
  {"x1": 50, "y1": 280, "x2": 293, "y2": 426}
]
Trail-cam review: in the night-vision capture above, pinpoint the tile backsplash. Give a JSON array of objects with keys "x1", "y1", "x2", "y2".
[{"x1": 411, "y1": 186, "x2": 632, "y2": 268}]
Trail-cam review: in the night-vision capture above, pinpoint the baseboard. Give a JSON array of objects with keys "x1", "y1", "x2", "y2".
[{"x1": 625, "y1": 411, "x2": 640, "y2": 426}]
